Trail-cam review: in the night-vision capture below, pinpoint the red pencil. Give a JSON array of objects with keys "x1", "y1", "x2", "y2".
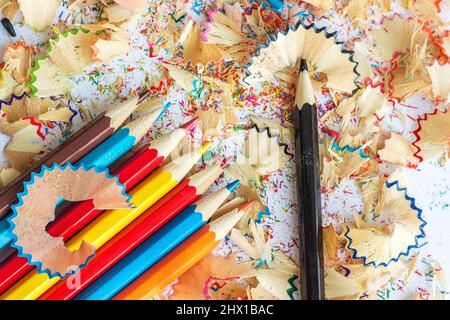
[
  {"x1": 40, "y1": 161, "x2": 229, "y2": 300},
  {"x1": 0, "y1": 118, "x2": 198, "y2": 295}
]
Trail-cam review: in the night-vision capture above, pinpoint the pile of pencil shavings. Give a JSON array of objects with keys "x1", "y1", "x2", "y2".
[{"x1": 152, "y1": 0, "x2": 448, "y2": 300}]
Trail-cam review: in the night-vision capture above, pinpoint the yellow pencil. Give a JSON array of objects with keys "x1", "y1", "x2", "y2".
[{"x1": 0, "y1": 143, "x2": 212, "y2": 300}]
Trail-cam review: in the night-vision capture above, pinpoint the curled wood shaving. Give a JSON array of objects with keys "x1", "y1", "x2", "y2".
[
  {"x1": 11, "y1": 164, "x2": 131, "y2": 278},
  {"x1": 426, "y1": 61, "x2": 450, "y2": 102},
  {"x1": 345, "y1": 180, "x2": 425, "y2": 267},
  {"x1": 169, "y1": 254, "x2": 255, "y2": 300},
  {"x1": 30, "y1": 25, "x2": 132, "y2": 97},
  {"x1": 246, "y1": 21, "x2": 359, "y2": 99},
  {"x1": 378, "y1": 133, "x2": 416, "y2": 166},
  {"x1": 202, "y1": 9, "x2": 245, "y2": 46},
  {"x1": 241, "y1": 126, "x2": 291, "y2": 176}
]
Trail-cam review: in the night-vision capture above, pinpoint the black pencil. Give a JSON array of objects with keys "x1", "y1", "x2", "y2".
[
  {"x1": 1, "y1": 18, "x2": 16, "y2": 37},
  {"x1": 294, "y1": 104, "x2": 325, "y2": 300}
]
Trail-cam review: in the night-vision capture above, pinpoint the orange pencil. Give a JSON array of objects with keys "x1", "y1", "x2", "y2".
[{"x1": 113, "y1": 202, "x2": 253, "y2": 300}]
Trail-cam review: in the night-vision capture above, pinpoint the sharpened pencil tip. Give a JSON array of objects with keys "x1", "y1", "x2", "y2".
[
  {"x1": 239, "y1": 200, "x2": 256, "y2": 213},
  {"x1": 209, "y1": 207, "x2": 244, "y2": 240},
  {"x1": 199, "y1": 141, "x2": 213, "y2": 155},
  {"x1": 155, "y1": 102, "x2": 171, "y2": 122},
  {"x1": 220, "y1": 157, "x2": 233, "y2": 169},
  {"x1": 300, "y1": 59, "x2": 308, "y2": 72},
  {"x1": 137, "y1": 91, "x2": 150, "y2": 104},
  {"x1": 1, "y1": 18, "x2": 16, "y2": 37},
  {"x1": 226, "y1": 180, "x2": 240, "y2": 192},
  {"x1": 180, "y1": 117, "x2": 199, "y2": 132}
]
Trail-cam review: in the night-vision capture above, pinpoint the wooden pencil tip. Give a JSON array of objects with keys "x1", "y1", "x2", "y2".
[
  {"x1": 186, "y1": 163, "x2": 224, "y2": 195},
  {"x1": 156, "y1": 102, "x2": 171, "y2": 122},
  {"x1": 209, "y1": 208, "x2": 244, "y2": 240},
  {"x1": 199, "y1": 141, "x2": 213, "y2": 155},
  {"x1": 220, "y1": 157, "x2": 233, "y2": 169},
  {"x1": 238, "y1": 200, "x2": 256, "y2": 214},
  {"x1": 107, "y1": 97, "x2": 144, "y2": 130},
  {"x1": 124, "y1": 112, "x2": 161, "y2": 144},
  {"x1": 164, "y1": 144, "x2": 211, "y2": 182},
  {"x1": 194, "y1": 184, "x2": 235, "y2": 221},
  {"x1": 137, "y1": 91, "x2": 150, "y2": 104},
  {"x1": 180, "y1": 117, "x2": 199, "y2": 132}
]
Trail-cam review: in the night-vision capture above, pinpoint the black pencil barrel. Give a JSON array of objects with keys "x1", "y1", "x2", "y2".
[{"x1": 294, "y1": 105, "x2": 325, "y2": 300}]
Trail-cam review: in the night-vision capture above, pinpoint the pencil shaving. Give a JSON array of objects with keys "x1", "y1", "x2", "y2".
[
  {"x1": 181, "y1": 21, "x2": 226, "y2": 66},
  {"x1": 241, "y1": 127, "x2": 291, "y2": 176},
  {"x1": 17, "y1": 0, "x2": 60, "y2": 31},
  {"x1": 255, "y1": 269, "x2": 298, "y2": 300},
  {"x1": 359, "y1": 176, "x2": 387, "y2": 220},
  {"x1": 48, "y1": 29, "x2": 95, "y2": 76},
  {"x1": 426, "y1": 62, "x2": 450, "y2": 102},
  {"x1": 111, "y1": 0, "x2": 146, "y2": 11},
  {"x1": 0, "y1": 117, "x2": 43, "y2": 178},
  {"x1": 321, "y1": 141, "x2": 372, "y2": 190},
  {"x1": 246, "y1": 21, "x2": 359, "y2": 108},
  {"x1": 378, "y1": 133, "x2": 416, "y2": 166},
  {"x1": 324, "y1": 223, "x2": 412, "y2": 300},
  {"x1": 102, "y1": 0, "x2": 146, "y2": 25},
  {"x1": 247, "y1": 283, "x2": 277, "y2": 300},
  {"x1": 0, "y1": 94, "x2": 62, "y2": 123},
  {"x1": 345, "y1": 180, "x2": 425, "y2": 267},
  {"x1": 366, "y1": 16, "x2": 427, "y2": 61},
  {"x1": 413, "y1": 107, "x2": 450, "y2": 163},
  {"x1": 30, "y1": 26, "x2": 132, "y2": 97},
  {"x1": 343, "y1": 0, "x2": 390, "y2": 27},
  {"x1": 196, "y1": 108, "x2": 227, "y2": 139},
  {"x1": 91, "y1": 36, "x2": 130, "y2": 63},
  {"x1": 29, "y1": 58, "x2": 72, "y2": 98},
  {"x1": 10, "y1": 164, "x2": 131, "y2": 278},
  {"x1": 67, "y1": 0, "x2": 96, "y2": 12},
  {"x1": 202, "y1": 9, "x2": 245, "y2": 46},
  {"x1": 169, "y1": 254, "x2": 255, "y2": 300},
  {"x1": 3, "y1": 42, "x2": 34, "y2": 85},
  {"x1": 0, "y1": 0, "x2": 13, "y2": 9},
  {"x1": 325, "y1": 267, "x2": 364, "y2": 300}
]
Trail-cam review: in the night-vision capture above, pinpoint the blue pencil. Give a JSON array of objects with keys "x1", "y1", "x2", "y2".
[{"x1": 78, "y1": 103, "x2": 170, "y2": 169}]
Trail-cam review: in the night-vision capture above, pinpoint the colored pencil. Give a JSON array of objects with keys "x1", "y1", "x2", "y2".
[
  {"x1": 41, "y1": 160, "x2": 228, "y2": 300},
  {"x1": 113, "y1": 204, "x2": 250, "y2": 300},
  {"x1": 294, "y1": 105, "x2": 324, "y2": 300},
  {"x1": 0, "y1": 143, "x2": 211, "y2": 300},
  {"x1": 75, "y1": 180, "x2": 241, "y2": 300},
  {"x1": 76, "y1": 102, "x2": 170, "y2": 170},
  {"x1": 0, "y1": 118, "x2": 198, "y2": 295},
  {"x1": 0, "y1": 101, "x2": 168, "y2": 251},
  {"x1": 266, "y1": 0, "x2": 285, "y2": 11},
  {"x1": 0, "y1": 94, "x2": 145, "y2": 219}
]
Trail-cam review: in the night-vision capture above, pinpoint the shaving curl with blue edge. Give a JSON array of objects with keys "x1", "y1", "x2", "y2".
[
  {"x1": 8, "y1": 163, "x2": 132, "y2": 279},
  {"x1": 344, "y1": 180, "x2": 426, "y2": 267}
]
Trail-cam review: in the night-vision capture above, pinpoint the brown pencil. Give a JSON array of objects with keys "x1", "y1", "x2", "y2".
[{"x1": 0, "y1": 92, "x2": 148, "y2": 219}]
